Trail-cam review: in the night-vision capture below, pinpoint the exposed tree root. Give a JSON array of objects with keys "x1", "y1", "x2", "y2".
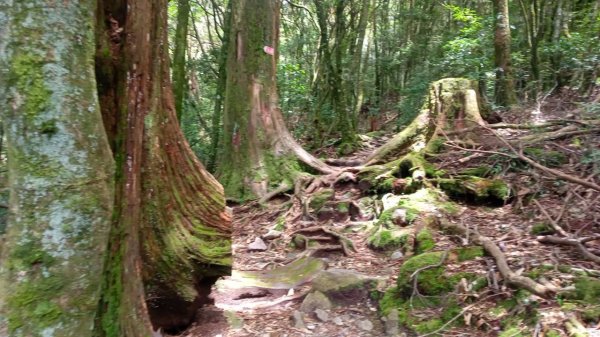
[
  {"x1": 292, "y1": 226, "x2": 356, "y2": 256},
  {"x1": 439, "y1": 219, "x2": 558, "y2": 298}
]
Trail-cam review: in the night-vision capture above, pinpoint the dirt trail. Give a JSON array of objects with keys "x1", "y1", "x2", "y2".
[{"x1": 179, "y1": 106, "x2": 600, "y2": 337}]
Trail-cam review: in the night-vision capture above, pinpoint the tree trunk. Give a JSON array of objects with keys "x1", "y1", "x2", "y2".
[
  {"x1": 0, "y1": 2, "x2": 114, "y2": 335},
  {"x1": 365, "y1": 78, "x2": 486, "y2": 165},
  {"x1": 172, "y1": 0, "x2": 191, "y2": 123},
  {"x1": 95, "y1": 0, "x2": 231, "y2": 335},
  {"x1": 352, "y1": 0, "x2": 372, "y2": 124},
  {"x1": 218, "y1": 0, "x2": 334, "y2": 200},
  {"x1": 493, "y1": 0, "x2": 518, "y2": 107}
]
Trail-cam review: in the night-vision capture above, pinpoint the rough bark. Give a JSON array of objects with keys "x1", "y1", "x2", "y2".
[
  {"x1": 95, "y1": 0, "x2": 231, "y2": 335},
  {"x1": 365, "y1": 78, "x2": 486, "y2": 165},
  {"x1": 218, "y1": 0, "x2": 334, "y2": 200},
  {"x1": 0, "y1": 2, "x2": 114, "y2": 335},
  {"x1": 172, "y1": 0, "x2": 191, "y2": 122},
  {"x1": 493, "y1": 0, "x2": 518, "y2": 107}
]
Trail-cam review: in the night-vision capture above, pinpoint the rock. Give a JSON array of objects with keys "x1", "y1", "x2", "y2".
[
  {"x1": 356, "y1": 197, "x2": 376, "y2": 220},
  {"x1": 262, "y1": 229, "x2": 282, "y2": 240},
  {"x1": 390, "y1": 250, "x2": 404, "y2": 260},
  {"x1": 300, "y1": 291, "x2": 332, "y2": 313},
  {"x1": 385, "y1": 309, "x2": 399, "y2": 336},
  {"x1": 314, "y1": 308, "x2": 329, "y2": 322},
  {"x1": 248, "y1": 237, "x2": 267, "y2": 251},
  {"x1": 357, "y1": 319, "x2": 374, "y2": 331},
  {"x1": 333, "y1": 316, "x2": 344, "y2": 326},
  {"x1": 311, "y1": 269, "x2": 379, "y2": 305},
  {"x1": 292, "y1": 310, "x2": 306, "y2": 330},
  {"x1": 391, "y1": 208, "x2": 407, "y2": 226}
]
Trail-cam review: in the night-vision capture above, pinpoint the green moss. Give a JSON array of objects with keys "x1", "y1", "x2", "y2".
[
  {"x1": 416, "y1": 229, "x2": 435, "y2": 254},
  {"x1": 459, "y1": 166, "x2": 492, "y2": 178},
  {"x1": 336, "y1": 201, "x2": 349, "y2": 213},
  {"x1": 530, "y1": 223, "x2": 555, "y2": 235},
  {"x1": 455, "y1": 246, "x2": 484, "y2": 262},
  {"x1": 6, "y1": 276, "x2": 66, "y2": 332},
  {"x1": 439, "y1": 177, "x2": 511, "y2": 204},
  {"x1": 10, "y1": 53, "x2": 51, "y2": 121},
  {"x1": 524, "y1": 148, "x2": 567, "y2": 167},
  {"x1": 568, "y1": 277, "x2": 600, "y2": 304},
  {"x1": 471, "y1": 277, "x2": 488, "y2": 291},
  {"x1": 273, "y1": 216, "x2": 286, "y2": 231},
  {"x1": 426, "y1": 138, "x2": 446, "y2": 154},
  {"x1": 414, "y1": 318, "x2": 443, "y2": 334},
  {"x1": 581, "y1": 305, "x2": 600, "y2": 322},
  {"x1": 546, "y1": 330, "x2": 561, "y2": 337},
  {"x1": 309, "y1": 189, "x2": 334, "y2": 211},
  {"x1": 499, "y1": 326, "x2": 525, "y2": 337},
  {"x1": 368, "y1": 228, "x2": 408, "y2": 250},
  {"x1": 525, "y1": 265, "x2": 553, "y2": 280},
  {"x1": 397, "y1": 251, "x2": 450, "y2": 296}
]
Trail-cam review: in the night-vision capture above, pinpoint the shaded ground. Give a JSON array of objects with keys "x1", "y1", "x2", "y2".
[{"x1": 178, "y1": 94, "x2": 599, "y2": 337}]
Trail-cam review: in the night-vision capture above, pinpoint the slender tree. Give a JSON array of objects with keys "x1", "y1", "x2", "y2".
[
  {"x1": 0, "y1": 2, "x2": 114, "y2": 335},
  {"x1": 493, "y1": 0, "x2": 518, "y2": 106},
  {"x1": 218, "y1": 0, "x2": 334, "y2": 200},
  {"x1": 173, "y1": 0, "x2": 191, "y2": 122}
]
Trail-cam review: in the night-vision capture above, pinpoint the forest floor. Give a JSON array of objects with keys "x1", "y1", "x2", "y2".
[{"x1": 179, "y1": 94, "x2": 599, "y2": 337}]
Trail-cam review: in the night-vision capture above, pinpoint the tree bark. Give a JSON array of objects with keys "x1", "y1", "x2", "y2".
[
  {"x1": 493, "y1": 0, "x2": 518, "y2": 107},
  {"x1": 0, "y1": 1, "x2": 114, "y2": 335},
  {"x1": 365, "y1": 78, "x2": 486, "y2": 165},
  {"x1": 172, "y1": 0, "x2": 191, "y2": 123},
  {"x1": 218, "y1": 0, "x2": 334, "y2": 200},
  {"x1": 95, "y1": 0, "x2": 231, "y2": 335}
]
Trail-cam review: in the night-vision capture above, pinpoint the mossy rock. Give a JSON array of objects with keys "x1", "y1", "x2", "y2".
[
  {"x1": 415, "y1": 228, "x2": 435, "y2": 254},
  {"x1": 396, "y1": 251, "x2": 449, "y2": 296},
  {"x1": 311, "y1": 269, "x2": 379, "y2": 305},
  {"x1": 368, "y1": 227, "x2": 410, "y2": 251},
  {"x1": 438, "y1": 176, "x2": 511, "y2": 205},
  {"x1": 225, "y1": 257, "x2": 326, "y2": 289}
]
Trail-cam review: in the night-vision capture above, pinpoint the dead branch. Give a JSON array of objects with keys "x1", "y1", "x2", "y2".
[
  {"x1": 537, "y1": 236, "x2": 600, "y2": 264},
  {"x1": 440, "y1": 220, "x2": 557, "y2": 298},
  {"x1": 532, "y1": 199, "x2": 569, "y2": 237},
  {"x1": 483, "y1": 126, "x2": 600, "y2": 192}
]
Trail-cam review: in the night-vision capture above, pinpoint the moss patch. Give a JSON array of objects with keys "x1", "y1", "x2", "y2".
[{"x1": 309, "y1": 189, "x2": 334, "y2": 211}]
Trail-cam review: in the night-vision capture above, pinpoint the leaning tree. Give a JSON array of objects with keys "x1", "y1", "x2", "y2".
[{"x1": 217, "y1": 0, "x2": 336, "y2": 200}]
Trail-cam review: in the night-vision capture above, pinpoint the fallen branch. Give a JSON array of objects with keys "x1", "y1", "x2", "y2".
[
  {"x1": 537, "y1": 235, "x2": 600, "y2": 264},
  {"x1": 533, "y1": 199, "x2": 569, "y2": 237},
  {"x1": 440, "y1": 220, "x2": 557, "y2": 298},
  {"x1": 484, "y1": 126, "x2": 600, "y2": 192}
]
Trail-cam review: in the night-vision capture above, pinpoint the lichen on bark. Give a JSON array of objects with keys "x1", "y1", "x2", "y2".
[{"x1": 0, "y1": 1, "x2": 114, "y2": 335}]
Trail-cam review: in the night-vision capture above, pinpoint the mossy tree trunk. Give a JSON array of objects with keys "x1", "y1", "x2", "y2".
[
  {"x1": 95, "y1": 0, "x2": 231, "y2": 335},
  {"x1": 0, "y1": 1, "x2": 114, "y2": 335},
  {"x1": 365, "y1": 78, "x2": 486, "y2": 165},
  {"x1": 493, "y1": 0, "x2": 518, "y2": 107},
  {"x1": 172, "y1": 0, "x2": 190, "y2": 123},
  {"x1": 218, "y1": 0, "x2": 334, "y2": 200}
]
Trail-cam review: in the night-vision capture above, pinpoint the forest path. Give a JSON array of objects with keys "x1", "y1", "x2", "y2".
[{"x1": 180, "y1": 102, "x2": 599, "y2": 337}]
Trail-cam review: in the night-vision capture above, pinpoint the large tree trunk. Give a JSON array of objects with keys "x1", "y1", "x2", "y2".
[
  {"x1": 218, "y1": 0, "x2": 334, "y2": 200},
  {"x1": 493, "y1": 0, "x2": 518, "y2": 107},
  {"x1": 95, "y1": 0, "x2": 231, "y2": 335},
  {"x1": 365, "y1": 78, "x2": 486, "y2": 165},
  {"x1": 0, "y1": 2, "x2": 114, "y2": 335}
]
